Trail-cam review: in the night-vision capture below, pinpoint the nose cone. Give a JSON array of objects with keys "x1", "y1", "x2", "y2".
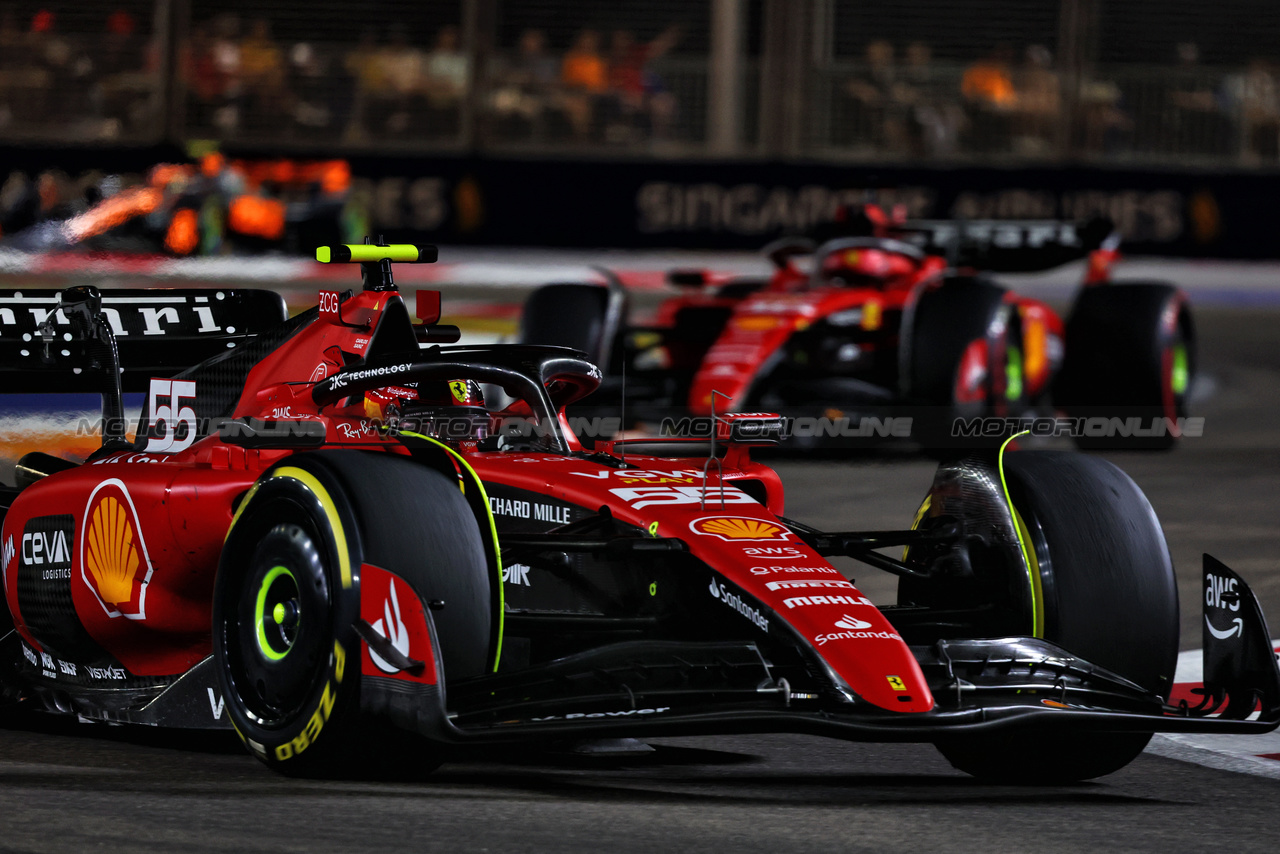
[{"x1": 806, "y1": 611, "x2": 935, "y2": 712}]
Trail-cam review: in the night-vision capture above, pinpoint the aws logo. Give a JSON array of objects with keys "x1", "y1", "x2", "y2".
[{"x1": 80, "y1": 480, "x2": 154, "y2": 620}]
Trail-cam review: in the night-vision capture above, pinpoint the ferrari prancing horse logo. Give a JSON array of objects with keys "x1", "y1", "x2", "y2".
[{"x1": 81, "y1": 479, "x2": 154, "y2": 620}]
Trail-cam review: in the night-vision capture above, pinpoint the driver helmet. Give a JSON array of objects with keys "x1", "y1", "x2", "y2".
[
  {"x1": 820, "y1": 246, "x2": 917, "y2": 288},
  {"x1": 403, "y1": 379, "x2": 491, "y2": 442}
]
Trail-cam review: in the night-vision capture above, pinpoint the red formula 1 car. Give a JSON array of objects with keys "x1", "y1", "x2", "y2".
[
  {"x1": 518, "y1": 209, "x2": 1196, "y2": 450},
  {"x1": 0, "y1": 245, "x2": 1271, "y2": 783}
]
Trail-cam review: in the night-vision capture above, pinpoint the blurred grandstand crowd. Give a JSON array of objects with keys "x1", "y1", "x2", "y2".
[
  {"x1": 0, "y1": 1, "x2": 1277, "y2": 164},
  {"x1": 184, "y1": 16, "x2": 685, "y2": 146}
]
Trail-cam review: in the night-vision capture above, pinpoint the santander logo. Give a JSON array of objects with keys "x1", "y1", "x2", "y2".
[
  {"x1": 369, "y1": 580, "x2": 411, "y2": 673},
  {"x1": 834, "y1": 614, "x2": 872, "y2": 630}
]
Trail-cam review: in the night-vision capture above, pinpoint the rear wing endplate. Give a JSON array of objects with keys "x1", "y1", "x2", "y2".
[{"x1": 894, "y1": 217, "x2": 1117, "y2": 272}]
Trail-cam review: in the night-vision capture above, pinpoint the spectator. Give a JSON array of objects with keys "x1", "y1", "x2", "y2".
[
  {"x1": 183, "y1": 24, "x2": 225, "y2": 134},
  {"x1": 424, "y1": 26, "x2": 468, "y2": 103},
  {"x1": 897, "y1": 40, "x2": 964, "y2": 156},
  {"x1": 1078, "y1": 78, "x2": 1131, "y2": 154},
  {"x1": 375, "y1": 25, "x2": 425, "y2": 135},
  {"x1": 1165, "y1": 42, "x2": 1231, "y2": 156},
  {"x1": 95, "y1": 9, "x2": 152, "y2": 137},
  {"x1": 1012, "y1": 44, "x2": 1060, "y2": 155},
  {"x1": 101, "y1": 9, "x2": 139, "y2": 76},
  {"x1": 605, "y1": 25, "x2": 680, "y2": 143},
  {"x1": 0, "y1": 7, "x2": 30, "y2": 129},
  {"x1": 422, "y1": 25, "x2": 468, "y2": 136},
  {"x1": 29, "y1": 8, "x2": 81, "y2": 127},
  {"x1": 561, "y1": 29, "x2": 607, "y2": 140},
  {"x1": 961, "y1": 45, "x2": 1017, "y2": 152},
  {"x1": 1228, "y1": 58, "x2": 1280, "y2": 162},
  {"x1": 490, "y1": 29, "x2": 561, "y2": 139},
  {"x1": 288, "y1": 42, "x2": 334, "y2": 133},
  {"x1": 209, "y1": 13, "x2": 243, "y2": 133},
  {"x1": 843, "y1": 40, "x2": 905, "y2": 149},
  {"x1": 239, "y1": 18, "x2": 287, "y2": 136},
  {"x1": 341, "y1": 29, "x2": 382, "y2": 142},
  {"x1": 962, "y1": 44, "x2": 1016, "y2": 108}
]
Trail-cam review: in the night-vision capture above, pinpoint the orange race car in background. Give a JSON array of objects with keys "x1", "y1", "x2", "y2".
[{"x1": 0, "y1": 154, "x2": 364, "y2": 257}]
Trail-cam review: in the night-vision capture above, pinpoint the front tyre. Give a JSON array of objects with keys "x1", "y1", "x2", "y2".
[
  {"x1": 931, "y1": 451, "x2": 1179, "y2": 783},
  {"x1": 214, "y1": 458, "x2": 363, "y2": 776}
]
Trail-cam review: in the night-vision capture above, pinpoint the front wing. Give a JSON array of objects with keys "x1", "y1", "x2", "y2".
[{"x1": 365, "y1": 555, "x2": 1280, "y2": 746}]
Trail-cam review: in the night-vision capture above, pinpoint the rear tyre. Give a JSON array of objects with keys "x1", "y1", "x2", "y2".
[
  {"x1": 927, "y1": 451, "x2": 1179, "y2": 783},
  {"x1": 519, "y1": 283, "x2": 618, "y2": 368},
  {"x1": 1054, "y1": 282, "x2": 1195, "y2": 450},
  {"x1": 903, "y1": 277, "x2": 1022, "y2": 454}
]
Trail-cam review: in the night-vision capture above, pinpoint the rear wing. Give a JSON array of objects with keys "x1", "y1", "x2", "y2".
[
  {"x1": 0, "y1": 288, "x2": 288, "y2": 393},
  {"x1": 892, "y1": 217, "x2": 1118, "y2": 272}
]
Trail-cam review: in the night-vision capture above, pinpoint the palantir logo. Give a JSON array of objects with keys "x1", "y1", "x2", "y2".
[
  {"x1": 369, "y1": 580, "x2": 411, "y2": 674},
  {"x1": 834, "y1": 614, "x2": 872, "y2": 630}
]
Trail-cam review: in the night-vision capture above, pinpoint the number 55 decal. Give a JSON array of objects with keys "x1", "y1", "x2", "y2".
[{"x1": 146, "y1": 378, "x2": 198, "y2": 453}]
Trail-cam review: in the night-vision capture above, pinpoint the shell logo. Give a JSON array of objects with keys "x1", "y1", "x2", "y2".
[
  {"x1": 690, "y1": 516, "x2": 793, "y2": 542},
  {"x1": 861, "y1": 299, "x2": 882, "y2": 331},
  {"x1": 732, "y1": 315, "x2": 779, "y2": 332},
  {"x1": 81, "y1": 479, "x2": 154, "y2": 620}
]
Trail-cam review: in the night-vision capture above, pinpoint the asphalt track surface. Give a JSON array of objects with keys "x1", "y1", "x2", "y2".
[{"x1": 2, "y1": 278, "x2": 1280, "y2": 851}]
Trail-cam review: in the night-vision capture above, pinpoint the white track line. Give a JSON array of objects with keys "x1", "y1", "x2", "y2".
[{"x1": 1145, "y1": 642, "x2": 1280, "y2": 779}]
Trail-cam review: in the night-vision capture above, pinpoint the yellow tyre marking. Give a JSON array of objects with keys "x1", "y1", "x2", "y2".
[
  {"x1": 266, "y1": 466, "x2": 352, "y2": 589},
  {"x1": 997, "y1": 431, "x2": 1041, "y2": 638},
  {"x1": 398, "y1": 432, "x2": 504, "y2": 672}
]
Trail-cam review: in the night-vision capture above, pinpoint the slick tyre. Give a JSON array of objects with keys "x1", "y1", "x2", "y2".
[
  {"x1": 903, "y1": 277, "x2": 1024, "y2": 454},
  {"x1": 934, "y1": 451, "x2": 1179, "y2": 783},
  {"x1": 214, "y1": 457, "x2": 363, "y2": 776},
  {"x1": 214, "y1": 452, "x2": 493, "y2": 777},
  {"x1": 1054, "y1": 282, "x2": 1195, "y2": 450}
]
